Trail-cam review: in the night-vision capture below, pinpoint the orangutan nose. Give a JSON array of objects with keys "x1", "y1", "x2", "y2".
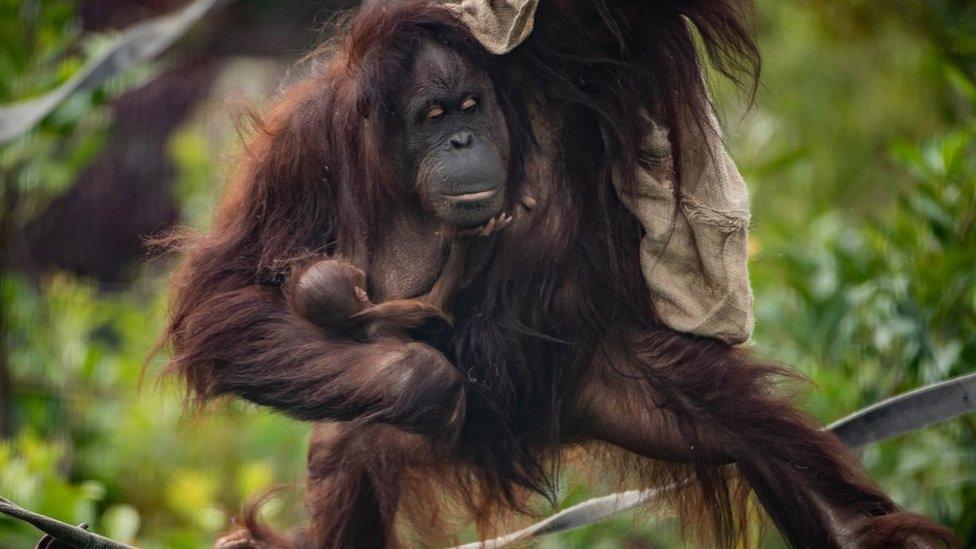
[{"x1": 449, "y1": 131, "x2": 473, "y2": 149}]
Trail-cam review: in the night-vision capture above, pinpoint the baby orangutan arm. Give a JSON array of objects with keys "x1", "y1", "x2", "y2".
[
  {"x1": 288, "y1": 259, "x2": 445, "y2": 336},
  {"x1": 291, "y1": 213, "x2": 513, "y2": 336}
]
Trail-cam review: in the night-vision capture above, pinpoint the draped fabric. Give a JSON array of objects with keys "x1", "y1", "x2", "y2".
[{"x1": 438, "y1": 0, "x2": 539, "y2": 54}]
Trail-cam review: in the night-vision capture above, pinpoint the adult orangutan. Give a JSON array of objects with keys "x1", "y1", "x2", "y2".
[{"x1": 158, "y1": 1, "x2": 957, "y2": 547}]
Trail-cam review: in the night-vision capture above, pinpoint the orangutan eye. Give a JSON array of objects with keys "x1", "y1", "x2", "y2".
[
  {"x1": 460, "y1": 97, "x2": 478, "y2": 112},
  {"x1": 426, "y1": 105, "x2": 444, "y2": 120}
]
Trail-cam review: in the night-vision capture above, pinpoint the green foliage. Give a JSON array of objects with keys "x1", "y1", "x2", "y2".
[
  {"x1": 746, "y1": 119, "x2": 976, "y2": 542},
  {"x1": 0, "y1": 0, "x2": 81, "y2": 103},
  {"x1": 0, "y1": 0, "x2": 154, "y2": 223},
  {"x1": 1, "y1": 271, "x2": 310, "y2": 548}
]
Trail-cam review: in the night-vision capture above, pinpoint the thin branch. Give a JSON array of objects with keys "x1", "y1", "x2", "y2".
[
  {"x1": 0, "y1": 497, "x2": 134, "y2": 549},
  {"x1": 827, "y1": 371, "x2": 976, "y2": 448},
  {"x1": 0, "y1": 0, "x2": 237, "y2": 145},
  {"x1": 452, "y1": 486, "x2": 678, "y2": 549}
]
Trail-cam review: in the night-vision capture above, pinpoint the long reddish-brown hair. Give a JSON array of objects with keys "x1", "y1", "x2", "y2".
[
  {"x1": 157, "y1": 0, "x2": 758, "y2": 529},
  {"x1": 440, "y1": 0, "x2": 763, "y2": 516},
  {"x1": 158, "y1": 1, "x2": 956, "y2": 546}
]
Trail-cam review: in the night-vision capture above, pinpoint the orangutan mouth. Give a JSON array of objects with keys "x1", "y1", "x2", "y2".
[{"x1": 442, "y1": 188, "x2": 497, "y2": 203}]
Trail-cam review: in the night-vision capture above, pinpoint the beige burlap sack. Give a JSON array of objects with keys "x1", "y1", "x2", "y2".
[
  {"x1": 438, "y1": 0, "x2": 539, "y2": 54},
  {"x1": 439, "y1": 0, "x2": 755, "y2": 344},
  {"x1": 614, "y1": 114, "x2": 754, "y2": 344}
]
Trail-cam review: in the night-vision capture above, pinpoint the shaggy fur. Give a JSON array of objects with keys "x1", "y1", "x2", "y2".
[{"x1": 158, "y1": 1, "x2": 958, "y2": 547}]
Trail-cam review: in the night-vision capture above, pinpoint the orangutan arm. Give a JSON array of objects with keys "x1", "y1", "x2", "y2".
[
  {"x1": 167, "y1": 283, "x2": 463, "y2": 436},
  {"x1": 571, "y1": 326, "x2": 956, "y2": 548}
]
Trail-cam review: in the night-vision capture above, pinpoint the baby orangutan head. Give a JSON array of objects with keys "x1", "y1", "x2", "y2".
[{"x1": 288, "y1": 260, "x2": 369, "y2": 329}]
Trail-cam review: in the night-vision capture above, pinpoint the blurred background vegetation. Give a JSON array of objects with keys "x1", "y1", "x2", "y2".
[{"x1": 0, "y1": 1, "x2": 974, "y2": 547}]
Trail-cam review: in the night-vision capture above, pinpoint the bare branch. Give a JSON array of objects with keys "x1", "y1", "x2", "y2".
[{"x1": 0, "y1": 0, "x2": 236, "y2": 145}]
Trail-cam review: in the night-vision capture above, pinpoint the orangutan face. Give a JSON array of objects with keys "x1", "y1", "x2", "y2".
[{"x1": 397, "y1": 41, "x2": 510, "y2": 227}]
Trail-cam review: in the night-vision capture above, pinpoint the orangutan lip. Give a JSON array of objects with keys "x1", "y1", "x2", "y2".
[{"x1": 443, "y1": 189, "x2": 497, "y2": 203}]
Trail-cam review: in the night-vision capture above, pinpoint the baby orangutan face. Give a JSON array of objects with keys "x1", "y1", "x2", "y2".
[{"x1": 397, "y1": 41, "x2": 511, "y2": 228}]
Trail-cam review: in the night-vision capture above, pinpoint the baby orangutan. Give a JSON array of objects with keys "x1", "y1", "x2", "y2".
[{"x1": 287, "y1": 214, "x2": 512, "y2": 339}]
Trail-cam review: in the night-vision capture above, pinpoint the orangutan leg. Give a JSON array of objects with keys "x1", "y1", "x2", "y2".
[
  {"x1": 214, "y1": 424, "x2": 447, "y2": 549},
  {"x1": 570, "y1": 327, "x2": 956, "y2": 549},
  {"x1": 302, "y1": 423, "x2": 440, "y2": 549}
]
